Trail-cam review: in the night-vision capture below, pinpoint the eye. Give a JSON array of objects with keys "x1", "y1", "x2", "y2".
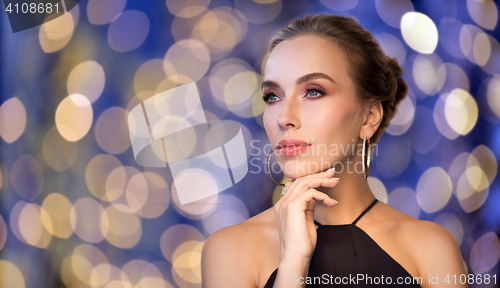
[
  {"x1": 262, "y1": 93, "x2": 280, "y2": 103},
  {"x1": 306, "y1": 88, "x2": 325, "y2": 98}
]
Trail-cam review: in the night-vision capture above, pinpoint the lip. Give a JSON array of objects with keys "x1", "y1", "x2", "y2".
[{"x1": 276, "y1": 139, "x2": 312, "y2": 156}]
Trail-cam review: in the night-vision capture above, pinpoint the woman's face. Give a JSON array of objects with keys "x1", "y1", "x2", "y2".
[{"x1": 263, "y1": 34, "x2": 364, "y2": 179}]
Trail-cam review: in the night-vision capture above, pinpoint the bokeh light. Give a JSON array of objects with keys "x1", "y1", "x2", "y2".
[
  {"x1": 42, "y1": 126, "x2": 78, "y2": 171},
  {"x1": 67, "y1": 60, "x2": 106, "y2": 103},
  {"x1": 0, "y1": 97, "x2": 27, "y2": 143},
  {"x1": 0, "y1": 260, "x2": 25, "y2": 288},
  {"x1": 108, "y1": 11, "x2": 150, "y2": 52},
  {"x1": 11, "y1": 154, "x2": 44, "y2": 201},
  {"x1": 401, "y1": 12, "x2": 438, "y2": 54},
  {"x1": 55, "y1": 94, "x2": 93, "y2": 142},
  {"x1": 1, "y1": 1, "x2": 499, "y2": 285},
  {"x1": 416, "y1": 167, "x2": 452, "y2": 213}
]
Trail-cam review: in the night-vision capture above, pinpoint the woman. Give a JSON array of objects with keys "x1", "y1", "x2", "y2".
[{"x1": 201, "y1": 14, "x2": 466, "y2": 288}]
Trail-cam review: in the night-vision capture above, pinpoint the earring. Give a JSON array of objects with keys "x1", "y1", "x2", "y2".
[
  {"x1": 267, "y1": 149, "x2": 285, "y2": 186},
  {"x1": 362, "y1": 135, "x2": 371, "y2": 181}
]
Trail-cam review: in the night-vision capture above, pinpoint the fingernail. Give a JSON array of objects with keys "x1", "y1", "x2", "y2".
[
  {"x1": 332, "y1": 199, "x2": 338, "y2": 205},
  {"x1": 328, "y1": 167, "x2": 335, "y2": 172},
  {"x1": 333, "y1": 177, "x2": 340, "y2": 181}
]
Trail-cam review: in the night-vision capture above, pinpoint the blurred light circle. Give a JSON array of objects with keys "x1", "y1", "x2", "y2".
[
  {"x1": 10, "y1": 201, "x2": 29, "y2": 244},
  {"x1": 459, "y1": 24, "x2": 485, "y2": 65},
  {"x1": 224, "y1": 71, "x2": 260, "y2": 106},
  {"x1": 39, "y1": 11, "x2": 74, "y2": 52},
  {"x1": 467, "y1": 0, "x2": 498, "y2": 30},
  {"x1": 465, "y1": 158, "x2": 489, "y2": 192},
  {"x1": 70, "y1": 198, "x2": 107, "y2": 243},
  {"x1": 435, "y1": 63, "x2": 469, "y2": 94},
  {"x1": 55, "y1": 94, "x2": 93, "y2": 142},
  {"x1": 458, "y1": 185, "x2": 489, "y2": 213},
  {"x1": 416, "y1": 167, "x2": 452, "y2": 213},
  {"x1": 67, "y1": 61, "x2": 105, "y2": 103},
  {"x1": 386, "y1": 88, "x2": 415, "y2": 135},
  {"x1": 0, "y1": 97, "x2": 27, "y2": 143},
  {"x1": 137, "y1": 172, "x2": 170, "y2": 219},
  {"x1": 87, "y1": 0, "x2": 126, "y2": 25},
  {"x1": 202, "y1": 195, "x2": 249, "y2": 234},
  {"x1": 481, "y1": 34, "x2": 500, "y2": 75},
  {"x1": 0, "y1": 260, "x2": 25, "y2": 288},
  {"x1": 172, "y1": 241, "x2": 203, "y2": 284},
  {"x1": 160, "y1": 224, "x2": 205, "y2": 263},
  {"x1": 456, "y1": 170, "x2": 477, "y2": 200},
  {"x1": 448, "y1": 152, "x2": 470, "y2": 196},
  {"x1": 42, "y1": 126, "x2": 78, "y2": 171},
  {"x1": 164, "y1": 39, "x2": 211, "y2": 84},
  {"x1": 61, "y1": 256, "x2": 84, "y2": 287},
  {"x1": 105, "y1": 166, "x2": 138, "y2": 203},
  {"x1": 388, "y1": 187, "x2": 420, "y2": 219},
  {"x1": 71, "y1": 244, "x2": 110, "y2": 286},
  {"x1": 101, "y1": 206, "x2": 142, "y2": 248},
  {"x1": 401, "y1": 12, "x2": 438, "y2": 54},
  {"x1": 367, "y1": 177, "x2": 388, "y2": 203},
  {"x1": 412, "y1": 53, "x2": 443, "y2": 96},
  {"x1": 444, "y1": 88, "x2": 478, "y2": 136},
  {"x1": 116, "y1": 172, "x2": 148, "y2": 213},
  {"x1": 487, "y1": 74, "x2": 500, "y2": 118},
  {"x1": 374, "y1": 135, "x2": 411, "y2": 178},
  {"x1": 234, "y1": 0, "x2": 282, "y2": 24},
  {"x1": 376, "y1": 0, "x2": 414, "y2": 28},
  {"x1": 134, "y1": 59, "x2": 168, "y2": 95},
  {"x1": 434, "y1": 93, "x2": 460, "y2": 140},
  {"x1": 95, "y1": 107, "x2": 131, "y2": 154},
  {"x1": 468, "y1": 145, "x2": 497, "y2": 189},
  {"x1": 122, "y1": 260, "x2": 163, "y2": 286},
  {"x1": 171, "y1": 171, "x2": 218, "y2": 220},
  {"x1": 407, "y1": 105, "x2": 441, "y2": 153},
  {"x1": 108, "y1": 11, "x2": 150, "y2": 52},
  {"x1": 433, "y1": 213, "x2": 464, "y2": 246},
  {"x1": 375, "y1": 32, "x2": 407, "y2": 67},
  {"x1": 11, "y1": 154, "x2": 44, "y2": 200},
  {"x1": 0, "y1": 215, "x2": 6, "y2": 250},
  {"x1": 319, "y1": 0, "x2": 357, "y2": 11},
  {"x1": 18, "y1": 203, "x2": 52, "y2": 248},
  {"x1": 188, "y1": 7, "x2": 247, "y2": 61},
  {"x1": 472, "y1": 32, "x2": 491, "y2": 66},
  {"x1": 41, "y1": 193, "x2": 73, "y2": 238},
  {"x1": 136, "y1": 277, "x2": 172, "y2": 288},
  {"x1": 470, "y1": 232, "x2": 500, "y2": 274},
  {"x1": 209, "y1": 58, "x2": 256, "y2": 111},
  {"x1": 86, "y1": 154, "x2": 123, "y2": 201},
  {"x1": 438, "y1": 18, "x2": 465, "y2": 59},
  {"x1": 166, "y1": 0, "x2": 210, "y2": 18},
  {"x1": 106, "y1": 280, "x2": 133, "y2": 288}
]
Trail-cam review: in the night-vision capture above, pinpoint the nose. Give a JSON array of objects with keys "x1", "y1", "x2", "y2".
[{"x1": 276, "y1": 96, "x2": 300, "y2": 130}]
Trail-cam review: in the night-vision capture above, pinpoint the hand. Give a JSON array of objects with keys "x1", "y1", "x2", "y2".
[{"x1": 274, "y1": 168, "x2": 339, "y2": 263}]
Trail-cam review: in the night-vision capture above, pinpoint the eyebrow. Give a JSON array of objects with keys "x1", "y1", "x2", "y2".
[{"x1": 261, "y1": 72, "x2": 336, "y2": 91}]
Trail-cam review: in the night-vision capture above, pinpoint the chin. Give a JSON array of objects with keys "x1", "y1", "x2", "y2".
[{"x1": 277, "y1": 157, "x2": 330, "y2": 179}]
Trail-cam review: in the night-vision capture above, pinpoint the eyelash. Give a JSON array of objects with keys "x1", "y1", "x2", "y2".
[{"x1": 262, "y1": 88, "x2": 325, "y2": 103}]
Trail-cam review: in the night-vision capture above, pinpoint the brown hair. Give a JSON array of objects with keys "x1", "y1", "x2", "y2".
[{"x1": 268, "y1": 13, "x2": 408, "y2": 144}]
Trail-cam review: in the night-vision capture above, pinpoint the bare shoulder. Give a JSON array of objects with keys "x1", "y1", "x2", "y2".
[
  {"x1": 372, "y1": 202, "x2": 466, "y2": 287},
  {"x1": 201, "y1": 207, "x2": 278, "y2": 288}
]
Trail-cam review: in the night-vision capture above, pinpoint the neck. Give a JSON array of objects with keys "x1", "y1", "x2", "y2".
[{"x1": 314, "y1": 154, "x2": 376, "y2": 225}]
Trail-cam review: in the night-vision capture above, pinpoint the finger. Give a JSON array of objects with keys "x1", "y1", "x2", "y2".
[
  {"x1": 298, "y1": 188, "x2": 338, "y2": 207},
  {"x1": 303, "y1": 167, "x2": 336, "y2": 179},
  {"x1": 284, "y1": 167, "x2": 336, "y2": 193},
  {"x1": 284, "y1": 176, "x2": 339, "y2": 199}
]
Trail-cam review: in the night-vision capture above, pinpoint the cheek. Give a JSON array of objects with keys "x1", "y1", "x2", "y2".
[{"x1": 303, "y1": 100, "x2": 360, "y2": 139}]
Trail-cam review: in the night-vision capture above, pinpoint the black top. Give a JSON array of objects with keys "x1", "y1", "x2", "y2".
[{"x1": 263, "y1": 199, "x2": 422, "y2": 287}]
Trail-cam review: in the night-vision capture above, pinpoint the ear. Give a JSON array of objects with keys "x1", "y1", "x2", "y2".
[{"x1": 359, "y1": 101, "x2": 383, "y2": 140}]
